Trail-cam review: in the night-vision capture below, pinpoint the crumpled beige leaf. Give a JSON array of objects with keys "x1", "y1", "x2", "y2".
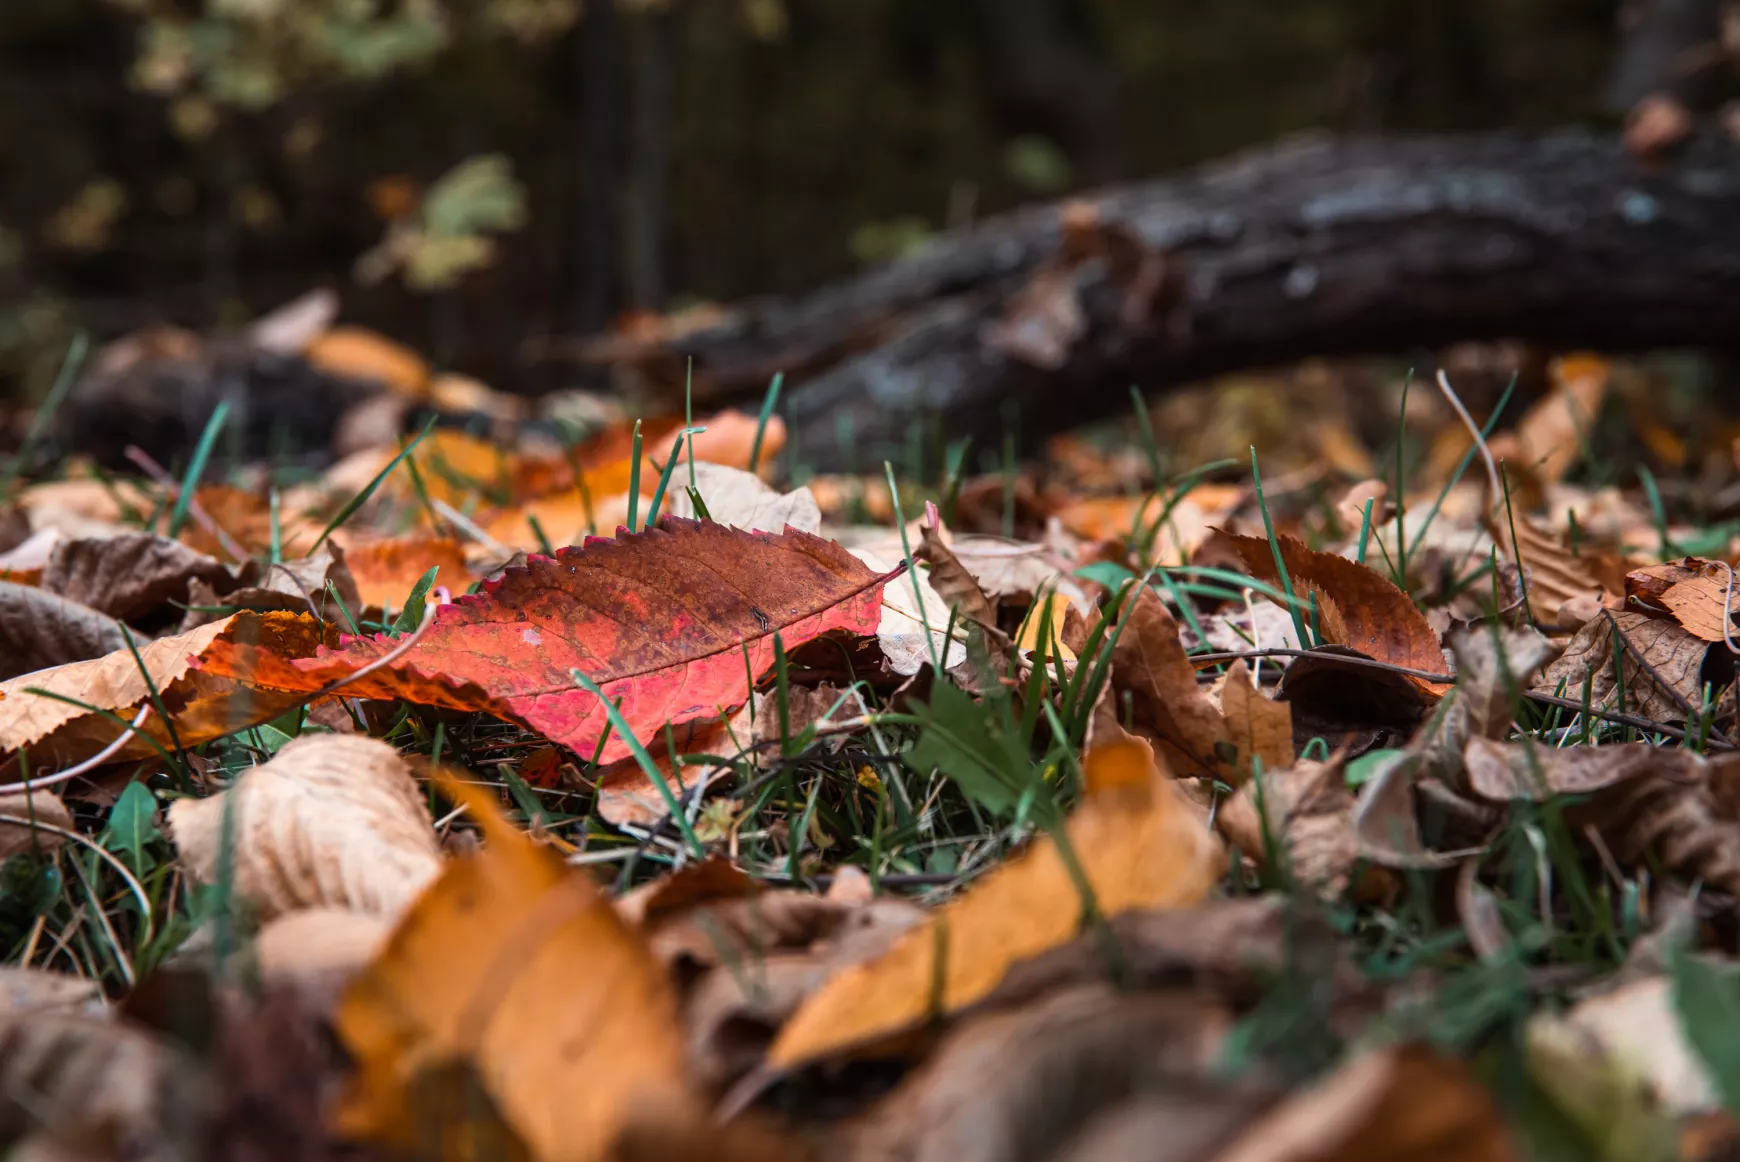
[
  {"x1": 1534, "y1": 611, "x2": 1710, "y2": 725},
  {"x1": 0, "y1": 1011, "x2": 211, "y2": 1162},
  {"x1": 917, "y1": 523, "x2": 998, "y2": 629},
  {"x1": 944, "y1": 535, "x2": 1090, "y2": 611},
  {"x1": 0, "y1": 582, "x2": 126, "y2": 681},
  {"x1": 42, "y1": 532, "x2": 232, "y2": 621},
  {"x1": 769, "y1": 738, "x2": 1224, "y2": 1069},
  {"x1": 169, "y1": 735, "x2": 441, "y2": 921},
  {"x1": 1526, "y1": 976, "x2": 1704, "y2": 1160},
  {"x1": 850, "y1": 546, "x2": 966, "y2": 676},
  {"x1": 668, "y1": 461, "x2": 822, "y2": 534},
  {"x1": 1217, "y1": 756, "x2": 1373, "y2": 899},
  {"x1": 180, "y1": 545, "x2": 362, "y2": 631},
  {"x1": 256, "y1": 907, "x2": 392, "y2": 1017},
  {"x1": 0, "y1": 789, "x2": 73, "y2": 862},
  {"x1": 0, "y1": 968, "x2": 104, "y2": 1019}
]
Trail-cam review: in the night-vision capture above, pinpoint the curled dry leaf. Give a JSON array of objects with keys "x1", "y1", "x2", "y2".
[
  {"x1": 0, "y1": 968, "x2": 104, "y2": 1019},
  {"x1": 667, "y1": 461, "x2": 823, "y2": 534},
  {"x1": 255, "y1": 907, "x2": 391, "y2": 1017},
  {"x1": 1418, "y1": 626, "x2": 1551, "y2": 784},
  {"x1": 1489, "y1": 511, "x2": 1606, "y2": 627},
  {"x1": 1527, "y1": 974, "x2": 1710, "y2": 1158},
  {"x1": 1534, "y1": 611, "x2": 1711, "y2": 725},
  {"x1": 0, "y1": 1012, "x2": 212, "y2": 1162},
  {"x1": 1111, "y1": 587, "x2": 1233, "y2": 780},
  {"x1": 1217, "y1": 756, "x2": 1371, "y2": 899},
  {"x1": 42, "y1": 532, "x2": 233, "y2": 621},
  {"x1": 0, "y1": 611, "x2": 331, "y2": 769},
  {"x1": 1219, "y1": 660, "x2": 1293, "y2": 778},
  {"x1": 344, "y1": 535, "x2": 471, "y2": 611},
  {"x1": 849, "y1": 544, "x2": 966, "y2": 676},
  {"x1": 614, "y1": 855, "x2": 761, "y2": 929},
  {"x1": 1658, "y1": 568, "x2": 1740, "y2": 644},
  {"x1": 0, "y1": 581, "x2": 126, "y2": 681},
  {"x1": 0, "y1": 789, "x2": 73, "y2": 862},
  {"x1": 1465, "y1": 739, "x2": 1740, "y2": 897},
  {"x1": 216, "y1": 545, "x2": 362, "y2": 621},
  {"x1": 1274, "y1": 646, "x2": 1436, "y2": 758},
  {"x1": 1223, "y1": 532, "x2": 1450, "y2": 694},
  {"x1": 916, "y1": 523, "x2": 998, "y2": 629},
  {"x1": 1209, "y1": 1044, "x2": 1516, "y2": 1162},
  {"x1": 168, "y1": 734, "x2": 441, "y2": 921},
  {"x1": 843, "y1": 986, "x2": 1238, "y2": 1162},
  {"x1": 1625, "y1": 558, "x2": 1708, "y2": 617},
  {"x1": 768, "y1": 738, "x2": 1223, "y2": 1070},
  {"x1": 200, "y1": 519, "x2": 894, "y2": 763},
  {"x1": 336, "y1": 771, "x2": 690, "y2": 1162}
]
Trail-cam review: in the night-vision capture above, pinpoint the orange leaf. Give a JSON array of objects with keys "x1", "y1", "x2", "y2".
[
  {"x1": 344, "y1": 535, "x2": 471, "y2": 610},
  {"x1": 199, "y1": 519, "x2": 895, "y2": 763},
  {"x1": 305, "y1": 325, "x2": 431, "y2": 397},
  {"x1": 336, "y1": 771, "x2": 690, "y2": 1160},
  {"x1": 1225, "y1": 533, "x2": 1449, "y2": 693},
  {"x1": 767, "y1": 737, "x2": 1223, "y2": 1069}
]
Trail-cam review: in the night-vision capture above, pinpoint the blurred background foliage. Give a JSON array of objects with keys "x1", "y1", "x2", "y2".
[{"x1": 0, "y1": 0, "x2": 1622, "y2": 400}]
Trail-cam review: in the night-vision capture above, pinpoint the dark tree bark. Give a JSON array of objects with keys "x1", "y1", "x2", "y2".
[
  {"x1": 1602, "y1": 0, "x2": 1723, "y2": 111},
  {"x1": 588, "y1": 129, "x2": 1740, "y2": 468},
  {"x1": 625, "y1": 2, "x2": 678, "y2": 310},
  {"x1": 575, "y1": 3, "x2": 626, "y2": 334}
]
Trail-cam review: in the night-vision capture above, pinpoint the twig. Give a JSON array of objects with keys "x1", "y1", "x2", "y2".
[{"x1": 1602, "y1": 608, "x2": 1736, "y2": 748}]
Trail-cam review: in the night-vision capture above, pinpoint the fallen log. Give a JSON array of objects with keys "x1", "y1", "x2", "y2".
[{"x1": 585, "y1": 128, "x2": 1740, "y2": 468}]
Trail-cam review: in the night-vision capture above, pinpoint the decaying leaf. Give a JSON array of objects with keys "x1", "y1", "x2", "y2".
[
  {"x1": 1224, "y1": 532, "x2": 1450, "y2": 693},
  {"x1": 1111, "y1": 587, "x2": 1233, "y2": 780},
  {"x1": 255, "y1": 907, "x2": 392, "y2": 1017},
  {"x1": 0, "y1": 968, "x2": 104, "y2": 1019},
  {"x1": 1489, "y1": 512, "x2": 1606, "y2": 627},
  {"x1": 917, "y1": 523, "x2": 998, "y2": 629},
  {"x1": 168, "y1": 734, "x2": 441, "y2": 921},
  {"x1": 1465, "y1": 739, "x2": 1740, "y2": 897},
  {"x1": 1418, "y1": 626, "x2": 1551, "y2": 783},
  {"x1": 768, "y1": 738, "x2": 1223, "y2": 1069},
  {"x1": 190, "y1": 545, "x2": 362, "y2": 626},
  {"x1": 0, "y1": 581, "x2": 126, "y2": 680},
  {"x1": 1657, "y1": 566, "x2": 1740, "y2": 645},
  {"x1": 850, "y1": 544, "x2": 966, "y2": 676},
  {"x1": 592, "y1": 704, "x2": 753, "y2": 829},
  {"x1": 1209, "y1": 1045, "x2": 1516, "y2": 1162},
  {"x1": 42, "y1": 532, "x2": 233, "y2": 621},
  {"x1": 1527, "y1": 974, "x2": 1707, "y2": 1162},
  {"x1": 0, "y1": 790, "x2": 73, "y2": 862},
  {"x1": 668, "y1": 461, "x2": 822, "y2": 534},
  {"x1": 1218, "y1": 756, "x2": 1369, "y2": 898},
  {"x1": 1533, "y1": 611, "x2": 1711, "y2": 725},
  {"x1": 0, "y1": 611, "x2": 331, "y2": 769},
  {"x1": 1219, "y1": 660, "x2": 1293, "y2": 778},
  {"x1": 843, "y1": 986, "x2": 1238, "y2": 1162},
  {"x1": 336, "y1": 772, "x2": 690, "y2": 1161},
  {"x1": 200, "y1": 519, "x2": 894, "y2": 762},
  {"x1": 0, "y1": 1012, "x2": 213, "y2": 1162}
]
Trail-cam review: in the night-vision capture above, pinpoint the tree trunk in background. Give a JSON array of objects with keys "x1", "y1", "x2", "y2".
[
  {"x1": 575, "y1": 3, "x2": 625, "y2": 334},
  {"x1": 586, "y1": 129, "x2": 1740, "y2": 468},
  {"x1": 625, "y1": 2, "x2": 677, "y2": 311}
]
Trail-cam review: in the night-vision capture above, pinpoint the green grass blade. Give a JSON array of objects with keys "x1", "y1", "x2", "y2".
[
  {"x1": 748, "y1": 372, "x2": 784, "y2": 475},
  {"x1": 166, "y1": 400, "x2": 231, "y2": 539},
  {"x1": 310, "y1": 416, "x2": 436, "y2": 552}
]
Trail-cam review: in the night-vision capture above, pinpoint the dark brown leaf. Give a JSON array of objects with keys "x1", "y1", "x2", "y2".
[
  {"x1": 0, "y1": 581, "x2": 127, "y2": 680},
  {"x1": 42, "y1": 532, "x2": 232, "y2": 622}
]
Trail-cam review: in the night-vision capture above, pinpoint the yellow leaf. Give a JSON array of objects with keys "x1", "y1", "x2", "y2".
[
  {"x1": 767, "y1": 738, "x2": 1223, "y2": 1069},
  {"x1": 335, "y1": 771, "x2": 690, "y2": 1162}
]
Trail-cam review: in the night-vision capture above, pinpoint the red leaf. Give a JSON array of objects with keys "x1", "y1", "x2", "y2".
[{"x1": 198, "y1": 518, "x2": 893, "y2": 761}]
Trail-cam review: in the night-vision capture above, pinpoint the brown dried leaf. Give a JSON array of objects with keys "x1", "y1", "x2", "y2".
[
  {"x1": 1111, "y1": 588, "x2": 1233, "y2": 779},
  {"x1": 1625, "y1": 558, "x2": 1709, "y2": 617},
  {"x1": 1489, "y1": 512, "x2": 1606, "y2": 626},
  {"x1": 842, "y1": 986, "x2": 1237, "y2": 1162},
  {"x1": 917, "y1": 523, "x2": 997, "y2": 628},
  {"x1": 0, "y1": 582, "x2": 125, "y2": 681},
  {"x1": 0, "y1": 1012, "x2": 212, "y2": 1161},
  {"x1": 1462, "y1": 737, "x2": 1700, "y2": 802},
  {"x1": 0, "y1": 968, "x2": 103, "y2": 1019},
  {"x1": 42, "y1": 532, "x2": 232, "y2": 621},
  {"x1": 1516, "y1": 354, "x2": 1609, "y2": 486},
  {"x1": 1223, "y1": 533, "x2": 1449, "y2": 694},
  {"x1": 1660, "y1": 571, "x2": 1740, "y2": 644},
  {"x1": 1220, "y1": 660, "x2": 1293, "y2": 779},
  {"x1": 168, "y1": 735, "x2": 441, "y2": 921},
  {"x1": 1533, "y1": 611, "x2": 1710, "y2": 725},
  {"x1": 1208, "y1": 1045, "x2": 1517, "y2": 1162},
  {"x1": 0, "y1": 790, "x2": 73, "y2": 862},
  {"x1": 1217, "y1": 757, "x2": 1374, "y2": 898},
  {"x1": 184, "y1": 544, "x2": 361, "y2": 629}
]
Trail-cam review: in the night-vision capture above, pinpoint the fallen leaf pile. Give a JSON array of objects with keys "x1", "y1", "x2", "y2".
[{"x1": 13, "y1": 329, "x2": 1740, "y2": 1162}]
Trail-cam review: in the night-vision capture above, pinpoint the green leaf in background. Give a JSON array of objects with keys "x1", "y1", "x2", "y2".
[
  {"x1": 1075, "y1": 560, "x2": 1136, "y2": 590},
  {"x1": 1345, "y1": 748, "x2": 1406, "y2": 787},
  {"x1": 905, "y1": 680, "x2": 1035, "y2": 819},
  {"x1": 1674, "y1": 950, "x2": 1740, "y2": 1115},
  {"x1": 391, "y1": 566, "x2": 441, "y2": 636},
  {"x1": 103, "y1": 781, "x2": 162, "y2": 866}
]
